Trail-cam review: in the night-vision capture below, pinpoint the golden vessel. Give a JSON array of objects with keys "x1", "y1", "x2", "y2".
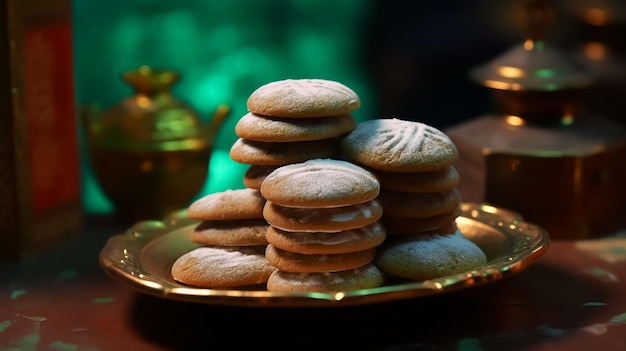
[
  {"x1": 83, "y1": 66, "x2": 229, "y2": 222},
  {"x1": 445, "y1": 0, "x2": 626, "y2": 238}
]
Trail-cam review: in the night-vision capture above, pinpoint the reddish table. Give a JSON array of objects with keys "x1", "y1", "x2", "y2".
[{"x1": 1, "y1": 216, "x2": 626, "y2": 350}]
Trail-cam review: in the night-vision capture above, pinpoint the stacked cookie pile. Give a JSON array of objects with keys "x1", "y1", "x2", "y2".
[
  {"x1": 171, "y1": 79, "x2": 489, "y2": 291},
  {"x1": 340, "y1": 118, "x2": 487, "y2": 281},
  {"x1": 340, "y1": 118, "x2": 462, "y2": 235},
  {"x1": 171, "y1": 188, "x2": 276, "y2": 288},
  {"x1": 172, "y1": 78, "x2": 370, "y2": 290},
  {"x1": 260, "y1": 158, "x2": 386, "y2": 292},
  {"x1": 230, "y1": 79, "x2": 360, "y2": 190}
]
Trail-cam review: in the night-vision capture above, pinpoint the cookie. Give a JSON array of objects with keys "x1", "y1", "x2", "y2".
[
  {"x1": 187, "y1": 188, "x2": 265, "y2": 221},
  {"x1": 459, "y1": 220, "x2": 510, "y2": 261},
  {"x1": 266, "y1": 263, "x2": 384, "y2": 292},
  {"x1": 265, "y1": 244, "x2": 376, "y2": 273},
  {"x1": 375, "y1": 232, "x2": 487, "y2": 281},
  {"x1": 235, "y1": 112, "x2": 357, "y2": 142},
  {"x1": 375, "y1": 166, "x2": 459, "y2": 193},
  {"x1": 376, "y1": 188, "x2": 461, "y2": 219},
  {"x1": 171, "y1": 246, "x2": 277, "y2": 288},
  {"x1": 260, "y1": 158, "x2": 379, "y2": 208},
  {"x1": 229, "y1": 138, "x2": 338, "y2": 166},
  {"x1": 382, "y1": 208, "x2": 461, "y2": 235},
  {"x1": 263, "y1": 200, "x2": 383, "y2": 232},
  {"x1": 243, "y1": 165, "x2": 279, "y2": 190},
  {"x1": 190, "y1": 219, "x2": 269, "y2": 246},
  {"x1": 340, "y1": 118, "x2": 458, "y2": 172},
  {"x1": 265, "y1": 222, "x2": 386, "y2": 254},
  {"x1": 247, "y1": 79, "x2": 361, "y2": 118}
]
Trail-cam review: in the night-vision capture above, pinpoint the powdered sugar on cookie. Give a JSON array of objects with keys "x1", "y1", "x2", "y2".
[
  {"x1": 340, "y1": 118, "x2": 459, "y2": 172},
  {"x1": 247, "y1": 79, "x2": 361, "y2": 118},
  {"x1": 260, "y1": 158, "x2": 379, "y2": 208},
  {"x1": 171, "y1": 246, "x2": 276, "y2": 288}
]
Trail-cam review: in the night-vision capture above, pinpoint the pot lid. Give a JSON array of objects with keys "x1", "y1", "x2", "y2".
[{"x1": 470, "y1": 0, "x2": 594, "y2": 91}]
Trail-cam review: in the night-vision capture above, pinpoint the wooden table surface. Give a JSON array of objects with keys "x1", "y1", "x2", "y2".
[{"x1": 1, "y1": 215, "x2": 626, "y2": 351}]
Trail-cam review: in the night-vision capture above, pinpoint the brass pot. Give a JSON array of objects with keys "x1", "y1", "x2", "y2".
[
  {"x1": 82, "y1": 66, "x2": 229, "y2": 222},
  {"x1": 446, "y1": 1, "x2": 626, "y2": 238}
]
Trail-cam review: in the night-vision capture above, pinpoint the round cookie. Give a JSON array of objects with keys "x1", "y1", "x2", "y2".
[
  {"x1": 235, "y1": 112, "x2": 357, "y2": 142},
  {"x1": 340, "y1": 118, "x2": 458, "y2": 172},
  {"x1": 187, "y1": 188, "x2": 265, "y2": 221},
  {"x1": 425, "y1": 220, "x2": 459, "y2": 235},
  {"x1": 229, "y1": 138, "x2": 338, "y2": 166},
  {"x1": 265, "y1": 222, "x2": 386, "y2": 254},
  {"x1": 171, "y1": 246, "x2": 277, "y2": 288},
  {"x1": 377, "y1": 188, "x2": 461, "y2": 219},
  {"x1": 190, "y1": 219, "x2": 269, "y2": 246},
  {"x1": 382, "y1": 208, "x2": 461, "y2": 235},
  {"x1": 247, "y1": 79, "x2": 361, "y2": 118},
  {"x1": 459, "y1": 219, "x2": 510, "y2": 261},
  {"x1": 260, "y1": 158, "x2": 379, "y2": 208},
  {"x1": 266, "y1": 264, "x2": 384, "y2": 292},
  {"x1": 263, "y1": 200, "x2": 383, "y2": 232},
  {"x1": 265, "y1": 244, "x2": 376, "y2": 273},
  {"x1": 375, "y1": 166, "x2": 460, "y2": 193},
  {"x1": 375, "y1": 232, "x2": 487, "y2": 281},
  {"x1": 243, "y1": 165, "x2": 279, "y2": 190}
]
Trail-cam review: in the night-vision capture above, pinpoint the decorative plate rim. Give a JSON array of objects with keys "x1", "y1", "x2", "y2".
[{"x1": 99, "y1": 202, "x2": 550, "y2": 308}]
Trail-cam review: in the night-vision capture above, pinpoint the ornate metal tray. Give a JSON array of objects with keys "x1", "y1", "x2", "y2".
[{"x1": 99, "y1": 203, "x2": 550, "y2": 307}]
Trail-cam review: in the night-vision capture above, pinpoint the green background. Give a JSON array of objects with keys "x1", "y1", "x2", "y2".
[{"x1": 73, "y1": 0, "x2": 377, "y2": 215}]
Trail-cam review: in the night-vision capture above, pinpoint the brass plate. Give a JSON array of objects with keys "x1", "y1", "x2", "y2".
[{"x1": 99, "y1": 203, "x2": 550, "y2": 307}]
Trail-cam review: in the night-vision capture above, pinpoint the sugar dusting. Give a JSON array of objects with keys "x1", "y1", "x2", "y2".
[
  {"x1": 267, "y1": 264, "x2": 384, "y2": 292},
  {"x1": 341, "y1": 118, "x2": 458, "y2": 171},
  {"x1": 260, "y1": 158, "x2": 379, "y2": 207},
  {"x1": 270, "y1": 222, "x2": 383, "y2": 246},
  {"x1": 264, "y1": 200, "x2": 383, "y2": 232},
  {"x1": 376, "y1": 232, "x2": 487, "y2": 279},
  {"x1": 171, "y1": 246, "x2": 275, "y2": 287}
]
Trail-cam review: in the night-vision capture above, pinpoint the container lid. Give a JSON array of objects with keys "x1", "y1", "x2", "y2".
[{"x1": 470, "y1": 0, "x2": 594, "y2": 91}]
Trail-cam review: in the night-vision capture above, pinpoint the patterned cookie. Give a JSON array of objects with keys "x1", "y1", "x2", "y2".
[
  {"x1": 265, "y1": 244, "x2": 376, "y2": 273},
  {"x1": 247, "y1": 79, "x2": 361, "y2": 118},
  {"x1": 190, "y1": 219, "x2": 269, "y2": 246},
  {"x1": 235, "y1": 112, "x2": 357, "y2": 142},
  {"x1": 375, "y1": 232, "x2": 487, "y2": 281},
  {"x1": 266, "y1": 263, "x2": 384, "y2": 292},
  {"x1": 263, "y1": 200, "x2": 383, "y2": 233},
  {"x1": 243, "y1": 165, "x2": 279, "y2": 190},
  {"x1": 376, "y1": 188, "x2": 461, "y2": 219},
  {"x1": 340, "y1": 118, "x2": 459, "y2": 172},
  {"x1": 265, "y1": 222, "x2": 386, "y2": 255},
  {"x1": 260, "y1": 158, "x2": 379, "y2": 208},
  {"x1": 229, "y1": 138, "x2": 338, "y2": 166},
  {"x1": 171, "y1": 246, "x2": 277, "y2": 288},
  {"x1": 375, "y1": 166, "x2": 460, "y2": 193},
  {"x1": 187, "y1": 188, "x2": 265, "y2": 221}
]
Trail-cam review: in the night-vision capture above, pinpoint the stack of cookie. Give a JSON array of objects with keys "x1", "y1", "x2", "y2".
[
  {"x1": 170, "y1": 188, "x2": 277, "y2": 288},
  {"x1": 230, "y1": 79, "x2": 360, "y2": 189},
  {"x1": 171, "y1": 78, "x2": 364, "y2": 290},
  {"x1": 340, "y1": 118, "x2": 487, "y2": 280},
  {"x1": 259, "y1": 158, "x2": 386, "y2": 292}
]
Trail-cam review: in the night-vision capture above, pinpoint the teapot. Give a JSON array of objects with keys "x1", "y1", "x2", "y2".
[{"x1": 82, "y1": 65, "x2": 229, "y2": 222}]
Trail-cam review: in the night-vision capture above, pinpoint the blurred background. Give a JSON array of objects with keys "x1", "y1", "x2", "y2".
[{"x1": 73, "y1": 0, "x2": 626, "y2": 215}]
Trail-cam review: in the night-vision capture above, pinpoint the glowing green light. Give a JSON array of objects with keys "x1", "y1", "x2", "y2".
[
  {"x1": 535, "y1": 69, "x2": 556, "y2": 79},
  {"x1": 0, "y1": 320, "x2": 12, "y2": 332},
  {"x1": 561, "y1": 115, "x2": 575, "y2": 126},
  {"x1": 76, "y1": 1, "x2": 374, "y2": 215},
  {"x1": 10, "y1": 289, "x2": 27, "y2": 299}
]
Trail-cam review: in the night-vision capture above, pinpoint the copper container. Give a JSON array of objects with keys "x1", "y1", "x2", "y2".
[
  {"x1": 445, "y1": 0, "x2": 626, "y2": 238},
  {"x1": 83, "y1": 66, "x2": 229, "y2": 222}
]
